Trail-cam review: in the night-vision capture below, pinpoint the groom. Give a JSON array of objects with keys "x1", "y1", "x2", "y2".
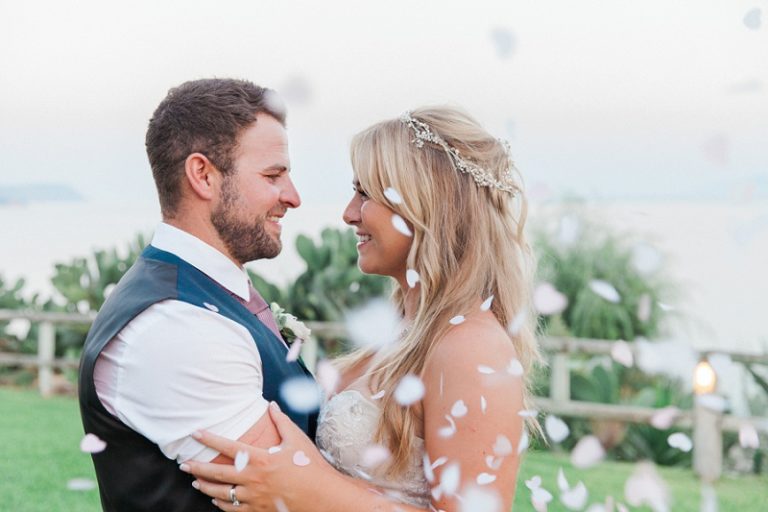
[{"x1": 79, "y1": 78, "x2": 316, "y2": 511}]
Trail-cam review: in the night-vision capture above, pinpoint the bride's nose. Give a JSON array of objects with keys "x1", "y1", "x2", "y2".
[{"x1": 343, "y1": 195, "x2": 361, "y2": 225}]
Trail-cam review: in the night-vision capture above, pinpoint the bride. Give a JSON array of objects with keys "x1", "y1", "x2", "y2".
[{"x1": 181, "y1": 106, "x2": 541, "y2": 511}]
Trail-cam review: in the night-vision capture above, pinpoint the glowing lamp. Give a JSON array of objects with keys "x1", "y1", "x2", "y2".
[{"x1": 693, "y1": 358, "x2": 717, "y2": 395}]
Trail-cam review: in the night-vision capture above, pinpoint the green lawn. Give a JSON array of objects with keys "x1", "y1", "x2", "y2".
[{"x1": 1, "y1": 387, "x2": 765, "y2": 511}]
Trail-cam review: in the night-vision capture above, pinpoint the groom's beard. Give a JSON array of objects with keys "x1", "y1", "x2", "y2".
[{"x1": 211, "y1": 179, "x2": 282, "y2": 264}]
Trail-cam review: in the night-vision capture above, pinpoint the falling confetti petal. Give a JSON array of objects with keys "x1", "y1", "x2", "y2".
[
  {"x1": 5, "y1": 318, "x2": 31, "y2": 339},
  {"x1": 534, "y1": 282, "x2": 568, "y2": 315},
  {"x1": 478, "y1": 365, "x2": 495, "y2": 374},
  {"x1": 489, "y1": 27, "x2": 516, "y2": 59},
  {"x1": 518, "y1": 430, "x2": 530, "y2": 454},
  {"x1": 371, "y1": 390, "x2": 385, "y2": 400},
  {"x1": 518, "y1": 409, "x2": 539, "y2": 418},
  {"x1": 80, "y1": 433, "x2": 107, "y2": 454},
  {"x1": 507, "y1": 358, "x2": 524, "y2": 376},
  {"x1": 234, "y1": 450, "x2": 249, "y2": 472},
  {"x1": 423, "y1": 454, "x2": 435, "y2": 483},
  {"x1": 432, "y1": 457, "x2": 448, "y2": 469},
  {"x1": 667, "y1": 432, "x2": 693, "y2": 452},
  {"x1": 451, "y1": 400, "x2": 468, "y2": 418},
  {"x1": 274, "y1": 497, "x2": 290, "y2": 512},
  {"x1": 571, "y1": 436, "x2": 605, "y2": 468},
  {"x1": 486, "y1": 455, "x2": 503, "y2": 470},
  {"x1": 285, "y1": 339, "x2": 303, "y2": 362},
  {"x1": 292, "y1": 450, "x2": 311, "y2": 466},
  {"x1": 631, "y1": 243, "x2": 662, "y2": 275},
  {"x1": 344, "y1": 298, "x2": 401, "y2": 349},
  {"x1": 477, "y1": 473, "x2": 497, "y2": 485},
  {"x1": 531, "y1": 486, "x2": 554, "y2": 512},
  {"x1": 391, "y1": 214, "x2": 413, "y2": 236},
  {"x1": 316, "y1": 359, "x2": 340, "y2": 396},
  {"x1": 557, "y1": 468, "x2": 569, "y2": 492},
  {"x1": 561, "y1": 482, "x2": 589, "y2": 510},
  {"x1": 481, "y1": 396, "x2": 487, "y2": 414},
  {"x1": 739, "y1": 423, "x2": 760, "y2": 449},
  {"x1": 384, "y1": 187, "x2": 404, "y2": 204},
  {"x1": 744, "y1": 7, "x2": 762, "y2": 30},
  {"x1": 624, "y1": 462, "x2": 670, "y2": 512},
  {"x1": 650, "y1": 406, "x2": 680, "y2": 430},
  {"x1": 203, "y1": 302, "x2": 219, "y2": 313},
  {"x1": 449, "y1": 315, "x2": 466, "y2": 325},
  {"x1": 67, "y1": 478, "x2": 97, "y2": 491},
  {"x1": 508, "y1": 308, "x2": 527, "y2": 335},
  {"x1": 406, "y1": 269, "x2": 420, "y2": 288},
  {"x1": 278, "y1": 76, "x2": 312, "y2": 105},
  {"x1": 637, "y1": 294, "x2": 652, "y2": 322},
  {"x1": 280, "y1": 376, "x2": 321, "y2": 413},
  {"x1": 525, "y1": 475, "x2": 542, "y2": 490},
  {"x1": 461, "y1": 486, "x2": 502, "y2": 512},
  {"x1": 394, "y1": 374, "x2": 425, "y2": 406},
  {"x1": 545, "y1": 415, "x2": 570, "y2": 443},
  {"x1": 610, "y1": 340, "x2": 634, "y2": 367},
  {"x1": 268, "y1": 445, "x2": 282, "y2": 454},
  {"x1": 440, "y1": 462, "x2": 461, "y2": 496},
  {"x1": 589, "y1": 280, "x2": 621, "y2": 303},
  {"x1": 480, "y1": 296, "x2": 494, "y2": 311},
  {"x1": 439, "y1": 415, "x2": 457, "y2": 438},
  {"x1": 361, "y1": 444, "x2": 391, "y2": 468},
  {"x1": 493, "y1": 434, "x2": 513, "y2": 456}
]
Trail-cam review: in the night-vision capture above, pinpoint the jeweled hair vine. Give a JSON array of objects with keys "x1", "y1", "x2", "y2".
[{"x1": 399, "y1": 111, "x2": 518, "y2": 195}]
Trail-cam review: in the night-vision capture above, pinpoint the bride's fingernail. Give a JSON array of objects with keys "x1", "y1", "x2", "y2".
[
  {"x1": 191, "y1": 430, "x2": 203, "y2": 439},
  {"x1": 179, "y1": 463, "x2": 190, "y2": 473},
  {"x1": 212, "y1": 499, "x2": 218, "y2": 506},
  {"x1": 192, "y1": 480, "x2": 200, "y2": 490},
  {"x1": 270, "y1": 401, "x2": 281, "y2": 412}
]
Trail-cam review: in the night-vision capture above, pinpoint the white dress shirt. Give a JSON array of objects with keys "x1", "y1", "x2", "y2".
[{"x1": 93, "y1": 223, "x2": 269, "y2": 462}]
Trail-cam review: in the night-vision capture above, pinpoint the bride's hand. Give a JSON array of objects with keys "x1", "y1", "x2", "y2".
[{"x1": 180, "y1": 402, "x2": 331, "y2": 512}]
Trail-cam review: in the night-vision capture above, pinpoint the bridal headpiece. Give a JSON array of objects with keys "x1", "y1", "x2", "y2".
[{"x1": 399, "y1": 111, "x2": 518, "y2": 195}]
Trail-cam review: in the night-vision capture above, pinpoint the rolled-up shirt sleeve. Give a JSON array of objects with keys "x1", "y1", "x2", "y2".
[{"x1": 101, "y1": 300, "x2": 269, "y2": 463}]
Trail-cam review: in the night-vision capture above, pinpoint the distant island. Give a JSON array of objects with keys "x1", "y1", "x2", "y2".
[{"x1": 0, "y1": 184, "x2": 83, "y2": 205}]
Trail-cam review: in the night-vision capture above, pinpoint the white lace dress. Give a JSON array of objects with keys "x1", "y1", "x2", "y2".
[{"x1": 316, "y1": 389, "x2": 431, "y2": 508}]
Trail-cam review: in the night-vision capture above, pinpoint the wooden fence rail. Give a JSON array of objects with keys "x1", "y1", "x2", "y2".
[{"x1": 2, "y1": 309, "x2": 767, "y2": 481}]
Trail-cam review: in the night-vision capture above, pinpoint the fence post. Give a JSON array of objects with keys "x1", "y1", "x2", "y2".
[
  {"x1": 37, "y1": 321, "x2": 56, "y2": 398},
  {"x1": 693, "y1": 399, "x2": 723, "y2": 482},
  {"x1": 551, "y1": 352, "x2": 570, "y2": 402}
]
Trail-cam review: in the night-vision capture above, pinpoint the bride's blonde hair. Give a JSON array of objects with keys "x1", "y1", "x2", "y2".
[{"x1": 341, "y1": 106, "x2": 541, "y2": 476}]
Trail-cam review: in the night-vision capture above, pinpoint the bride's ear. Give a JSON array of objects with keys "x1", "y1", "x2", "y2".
[{"x1": 184, "y1": 152, "x2": 220, "y2": 201}]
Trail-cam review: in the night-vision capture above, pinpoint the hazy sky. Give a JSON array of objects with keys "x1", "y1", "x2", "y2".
[{"x1": 1, "y1": 0, "x2": 766, "y2": 205}]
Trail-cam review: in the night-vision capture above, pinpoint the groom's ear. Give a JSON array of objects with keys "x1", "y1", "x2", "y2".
[{"x1": 183, "y1": 152, "x2": 220, "y2": 201}]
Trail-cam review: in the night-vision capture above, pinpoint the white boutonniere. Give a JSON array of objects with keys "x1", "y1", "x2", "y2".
[{"x1": 270, "y1": 303, "x2": 312, "y2": 345}]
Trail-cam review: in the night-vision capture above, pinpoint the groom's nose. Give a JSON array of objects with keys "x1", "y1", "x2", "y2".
[{"x1": 280, "y1": 175, "x2": 301, "y2": 208}]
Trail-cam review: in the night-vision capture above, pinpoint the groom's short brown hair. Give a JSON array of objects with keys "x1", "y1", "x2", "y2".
[{"x1": 145, "y1": 78, "x2": 286, "y2": 217}]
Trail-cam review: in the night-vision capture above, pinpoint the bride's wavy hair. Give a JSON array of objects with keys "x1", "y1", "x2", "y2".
[{"x1": 341, "y1": 106, "x2": 543, "y2": 477}]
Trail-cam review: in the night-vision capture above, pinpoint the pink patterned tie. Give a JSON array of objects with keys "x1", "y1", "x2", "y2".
[{"x1": 243, "y1": 283, "x2": 285, "y2": 345}]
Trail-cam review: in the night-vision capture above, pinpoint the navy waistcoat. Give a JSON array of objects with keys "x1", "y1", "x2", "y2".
[{"x1": 79, "y1": 246, "x2": 317, "y2": 511}]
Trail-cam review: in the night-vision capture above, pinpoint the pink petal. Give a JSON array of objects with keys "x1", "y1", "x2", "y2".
[
  {"x1": 80, "y1": 433, "x2": 107, "y2": 454},
  {"x1": 570, "y1": 436, "x2": 605, "y2": 469},
  {"x1": 534, "y1": 283, "x2": 568, "y2": 315},
  {"x1": 292, "y1": 450, "x2": 311, "y2": 466}
]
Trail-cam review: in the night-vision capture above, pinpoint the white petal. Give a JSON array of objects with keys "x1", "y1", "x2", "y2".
[
  {"x1": 361, "y1": 443, "x2": 391, "y2": 468},
  {"x1": 589, "y1": 280, "x2": 621, "y2": 303},
  {"x1": 431, "y1": 456, "x2": 448, "y2": 469},
  {"x1": 507, "y1": 307, "x2": 527, "y2": 335},
  {"x1": 344, "y1": 298, "x2": 402, "y2": 349},
  {"x1": 610, "y1": 340, "x2": 634, "y2": 367},
  {"x1": 439, "y1": 462, "x2": 461, "y2": 496},
  {"x1": 406, "y1": 269, "x2": 420, "y2": 288},
  {"x1": 268, "y1": 445, "x2": 282, "y2": 454},
  {"x1": 631, "y1": 243, "x2": 662, "y2": 275},
  {"x1": 518, "y1": 430, "x2": 530, "y2": 454},
  {"x1": 371, "y1": 390, "x2": 385, "y2": 400},
  {"x1": 449, "y1": 315, "x2": 465, "y2": 325},
  {"x1": 203, "y1": 302, "x2": 219, "y2": 312},
  {"x1": 545, "y1": 415, "x2": 570, "y2": 443},
  {"x1": 391, "y1": 214, "x2": 413, "y2": 237},
  {"x1": 423, "y1": 454, "x2": 435, "y2": 483},
  {"x1": 560, "y1": 481, "x2": 588, "y2": 510},
  {"x1": 739, "y1": 423, "x2": 760, "y2": 449},
  {"x1": 624, "y1": 462, "x2": 670, "y2": 511},
  {"x1": 80, "y1": 433, "x2": 107, "y2": 454},
  {"x1": 316, "y1": 359, "x2": 340, "y2": 396},
  {"x1": 493, "y1": 434, "x2": 513, "y2": 456},
  {"x1": 292, "y1": 450, "x2": 311, "y2": 466},
  {"x1": 486, "y1": 455, "x2": 503, "y2": 470},
  {"x1": 384, "y1": 187, "x2": 404, "y2": 204},
  {"x1": 667, "y1": 432, "x2": 693, "y2": 452},
  {"x1": 532, "y1": 486, "x2": 553, "y2": 504},
  {"x1": 478, "y1": 365, "x2": 495, "y2": 374},
  {"x1": 507, "y1": 358, "x2": 524, "y2": 376},
  {"x1": 650, "y1": 406, "x2": 679, "y2": 430},
  {"x1": 460, "y1": 486, "x2": 502, "y2": 512},
  {"x1": 285, "y1": 339, "x2": 303, "y2": 362},
  {"x1": 743, "y1": 7, "x2": 762, "y2": 30},
  {"x1": 234, "y1": 450, "x2": 249, "y2": 472},
  {"x1": 525, "y1": 475, "x2": 542, "y2": 490},
  {"x1": 481, "y1": 395, "x2": 487, "y2": 414},
  {"x1": 67, "y1": 478, "x2": 97, "y2": 491},
  {"x1": 477, "y1": 472, "x2": 497, "y2": 485},
  {"x1": 534, "y1": 282, "x2": 568, "y2": 315},
  {"x1": 274, "y1": 498, "x2": 290, "y2": 512},
  {"x1": 394, "y1": 374, "x2": 425, "y2": 406},
  {"x1": 570, "y1": 436, "x2": 605, "y2": 469},
  {"x1": 451, "y1": 400, "x2": 468, "y2": 418},
  {"x1": 5, "y1": 318, "x2": 31, "y2": 339},
  {"x1": 280, "y1": 377, "x2": 322, "y2": 413},
  {"x1": 519, "y1": 409, "x2": 539, "y2": 418},
  {"x1": 557, "y1": 467, "x2": 569, "y2": 492},
  {"x1": 439, "y1": 415, "x2": 457, "y2": 438},
  {"x1": 480, "y1": 295, "x2": 495, "y2": 311}
]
